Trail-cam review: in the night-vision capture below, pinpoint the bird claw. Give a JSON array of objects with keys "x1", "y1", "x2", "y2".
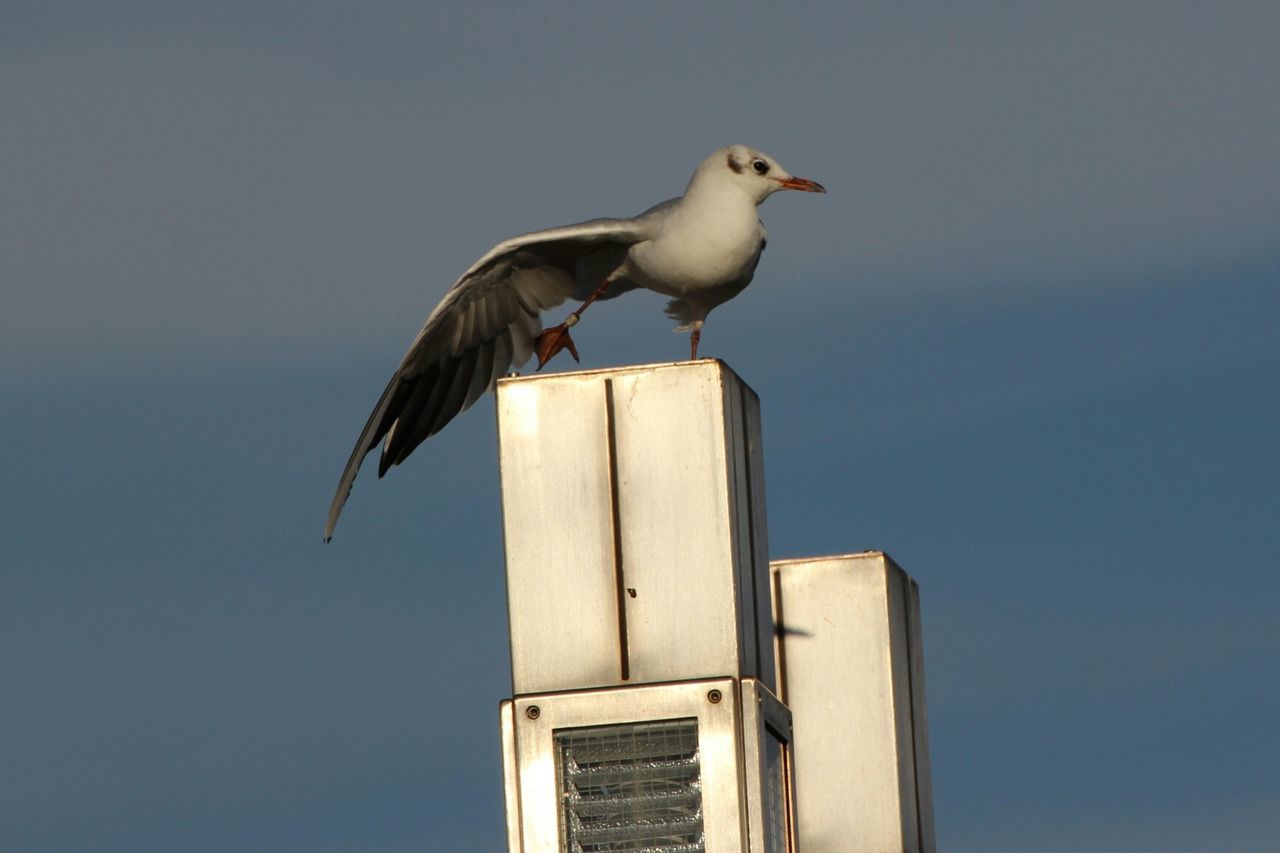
[{"x1": 534, "y1": 324, "x2": 580, "y2": 370}]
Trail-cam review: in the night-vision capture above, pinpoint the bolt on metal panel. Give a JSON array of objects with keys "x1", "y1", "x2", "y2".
[
  {"x1": 771, "y1": 551, "x2": 936, "y2": 853},
  {"x1": 496, "y1": 360, "x2": 773, "y2": 696}
]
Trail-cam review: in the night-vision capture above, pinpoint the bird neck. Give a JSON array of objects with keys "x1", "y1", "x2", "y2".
[{"x1": 681, "y1": 179, "x2": 761, "y2": 216}]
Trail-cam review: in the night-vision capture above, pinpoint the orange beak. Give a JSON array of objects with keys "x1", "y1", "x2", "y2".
[{"x1": 776, "y1": 176, "x2": 826, "y2": 193}]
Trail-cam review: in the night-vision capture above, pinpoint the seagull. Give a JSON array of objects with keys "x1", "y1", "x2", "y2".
[{"x1": 325, "y1": 144, "x2": 825, "y2": 540}]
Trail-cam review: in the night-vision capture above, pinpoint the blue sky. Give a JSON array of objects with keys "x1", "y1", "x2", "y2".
[{"x1": 3, "y1": 2, "x2": 1278, "y2": 850}]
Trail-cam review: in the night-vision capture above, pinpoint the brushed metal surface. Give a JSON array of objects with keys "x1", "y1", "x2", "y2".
[
  {"x1": 771, "y1": 552, "x2": 935, "y2": 853},
  {"x1": 497, "y1": 373, "x2": 620, "y2": 693},
  {"x1": 609, "y1": 365, "x2": 736, "y2": 683},
  {"x1": 496, "y1": 360, "x2": 773, "y2": 695}
]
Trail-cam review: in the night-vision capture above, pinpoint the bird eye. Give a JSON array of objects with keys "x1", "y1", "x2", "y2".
[{"x1": 751, "y1": 159, "x2": 769, "y2": 175}]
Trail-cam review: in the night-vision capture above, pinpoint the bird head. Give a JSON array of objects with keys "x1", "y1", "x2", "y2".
[{"x1": 700, "y1": 145, "x2": 827, "y2": 203}]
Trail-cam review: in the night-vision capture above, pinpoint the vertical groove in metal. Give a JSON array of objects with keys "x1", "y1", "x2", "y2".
[{"x1": 603, "y1": 379, "x2": 630, "y2": 681}]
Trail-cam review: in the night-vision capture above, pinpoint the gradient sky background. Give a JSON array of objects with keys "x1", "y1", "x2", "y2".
[{"x1": 4, "y1": 2, "x2": 1279, "y2": 851}]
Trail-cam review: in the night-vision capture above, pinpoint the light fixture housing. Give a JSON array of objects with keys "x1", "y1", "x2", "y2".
[{"x1": 500, "y1": 678, "x2": 794, "y2": 853}]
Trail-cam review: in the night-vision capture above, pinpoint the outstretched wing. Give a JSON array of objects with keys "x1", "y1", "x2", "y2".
[{"x1": 324, "y1": 217, "x2": 648, "y2": 541}]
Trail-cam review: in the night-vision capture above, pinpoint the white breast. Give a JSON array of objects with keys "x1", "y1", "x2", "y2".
[{"x1": 625, "y1": 191, "x2": 765, "y2": 300}]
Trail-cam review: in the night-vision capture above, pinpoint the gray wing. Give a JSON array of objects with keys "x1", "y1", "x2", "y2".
[{"x1": 324, "y1": 217, "x2": 649, "y2": 541}]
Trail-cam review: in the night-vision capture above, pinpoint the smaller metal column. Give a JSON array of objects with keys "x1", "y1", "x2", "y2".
[{"x1": 773, "y1": 552, "x2": 936, "y2": 853}]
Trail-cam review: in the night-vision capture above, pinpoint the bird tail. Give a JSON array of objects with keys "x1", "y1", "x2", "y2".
[{"x1": 664, "y1": 298, "x2": 701, "y2": 332}]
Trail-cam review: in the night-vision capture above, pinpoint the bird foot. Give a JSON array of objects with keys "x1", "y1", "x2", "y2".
[{"x1": 534, "y1": 324, "x2": 580, "y2": 370}]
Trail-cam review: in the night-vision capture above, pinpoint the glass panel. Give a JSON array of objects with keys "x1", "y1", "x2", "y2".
[
  {"x1": 762, "y1": 727, "x2": 789, "y2": 853},
  {"x1": 556, "y1": 718, "x2": 704, "y2": 852}
]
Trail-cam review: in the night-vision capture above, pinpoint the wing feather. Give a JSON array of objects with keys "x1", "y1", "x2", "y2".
[
  {"x1": 378, "y1": 364, "x2": 440, "y2": 476},
  {"x1": 463, "y1": 337, "x2": 497, "y2": 410},
  {"x1": 424, "y1": 345, "x2": 479, "y2": 440},
  {"x1": 324, "y1": 216, "x2": 652, "y2": 540}
]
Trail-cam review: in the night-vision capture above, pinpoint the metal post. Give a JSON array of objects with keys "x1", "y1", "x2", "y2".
[
  {"x1": 495, "y1": 360, "x2": 774, "y2": 694},
  {"x1": 492, "y1": 362, "x2": 935, "y2": 852},
  {"x1": 495, "y1": 361, "x2": 791, "y2": 852}
]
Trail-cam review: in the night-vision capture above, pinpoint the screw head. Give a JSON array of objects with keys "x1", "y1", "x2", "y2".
[
  {"x1": 707, "y1": 689, "x2": 723, "y2": 704},
  {"x1": 526, "y1": 705, "x2": 541, "y2": 720}
]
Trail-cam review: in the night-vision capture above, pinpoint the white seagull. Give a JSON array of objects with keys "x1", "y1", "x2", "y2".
[{"x1": 325, "y1": 144, "x2": 825, "y2": 540}]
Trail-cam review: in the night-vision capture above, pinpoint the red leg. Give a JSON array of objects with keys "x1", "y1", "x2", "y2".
[
  {"x1": 534, "y1": 280, "x2": 611, "y2": 370},
  {"x1": 689, "y1": 320, "x2": 704, "y2": 360}
]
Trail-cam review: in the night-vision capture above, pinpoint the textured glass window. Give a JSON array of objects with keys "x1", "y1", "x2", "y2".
[
  {"x1": 762, "y1": 727, "x2": 790, "y2": 853},
  {"x1": 556, "y1": 718, "x2": 704, "y2": 852}
]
